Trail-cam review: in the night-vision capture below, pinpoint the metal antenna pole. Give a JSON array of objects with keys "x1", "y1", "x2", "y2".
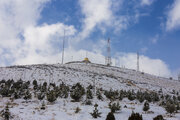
[
  {"x1": 62, "y1": 30, "x2": 65, "y2": 64},
  {"x1": 137, "y1": 52, "x2": 139, "y2": 71},
  {"x1": 105, "y1": 38, "x2": 111, "y2": 66}
]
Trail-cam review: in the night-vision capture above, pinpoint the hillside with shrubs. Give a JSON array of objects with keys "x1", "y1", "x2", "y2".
[{"x1": 0, "y1": 62, "x2": 179, "y2": 120}]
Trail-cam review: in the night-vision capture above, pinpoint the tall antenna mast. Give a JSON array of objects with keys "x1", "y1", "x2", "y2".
[
  {"x1": 62, "y1": 30, "x2": 65, "y2": 64},
  {"x1": 105, "y1": 38, "x2": 111, "y2": 66},
  {"x1": 137, "y1": 52, "x2": 139, "y2": 71}
]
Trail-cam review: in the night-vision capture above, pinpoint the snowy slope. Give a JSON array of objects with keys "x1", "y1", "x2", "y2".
[
  {"x1": 6, "y1": 98, "x2": 180, "y2": 120},
  {"x1": 0, "y1": 62, "x2": 180, "y2": 120},
  {"x1": 0, "y1": 62, "x2": 179, "y2": 92}
]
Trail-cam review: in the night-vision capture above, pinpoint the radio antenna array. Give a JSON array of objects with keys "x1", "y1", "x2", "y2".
[
  {"x1": 62, "y1": 30, "x2": 65, "y2": 64},
  {"x1": 137, "y1": 52, "x2": 139, "y2": 71},
  {"x1": 105, "y1": 38, "x2": 111, "y2": 66}
]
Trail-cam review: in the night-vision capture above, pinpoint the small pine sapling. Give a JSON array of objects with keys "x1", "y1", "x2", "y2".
[
  {"x1": 85, "y1": 99, "x2": 92, "y2": 105},
  {"x1": 33, "y1": 80, "x2": 38, "y2": 90},
  {"x1": 2, "y1": 103, "x2": 11, "y2": 120},
  {"x1": 75, "y1": 107, "x2": 81, "y2": 113},
  {"x1": 143, "y1": 101, "x2": 150, "y2": 113},
  {"x1": 96, "y1": 90, "x2": 103, "y2": 100},
  {"x1": 176, "y1": 103, "x2": 180, "y2": 112},
  {"x1": 86, "y1": 88, "x2": 93, "y2": 99},
  {"x1": 109, "y1": 102, "x2": 121, "y2": 113},
  {"x1": 90, "y1": 104, "x2": 101, "y2": 118},
  {"x1": 24, "y1": 90, "x2": 32, "y2": 101},
  {"x1": 37, "y1": 92, "x2": 45, "y2": 101},
  {"x1": 41, "y1": 101, "x2": 46, "y2": 110},
  {"x1": 14, "y1": 91, "x2": 20, "y2": 99}
]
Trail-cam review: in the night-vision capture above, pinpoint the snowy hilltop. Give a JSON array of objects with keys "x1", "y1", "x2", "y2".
[
  {"x1": 0, "y1": 62, "x2": 179, "y2": 92},
  {"x1": 0, "y1": 62, "x2": 179, "y2": 120}
]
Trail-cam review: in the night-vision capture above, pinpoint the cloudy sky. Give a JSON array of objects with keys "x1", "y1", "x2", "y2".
[{"x1": 0, "y1": 0, "x2": 180, "y2": 78}]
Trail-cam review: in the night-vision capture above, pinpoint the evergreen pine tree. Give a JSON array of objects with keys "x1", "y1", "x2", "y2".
[
  {"x1": 128, "y1": 112, "x2": 143, "y2": 120},
  {"x1": 58, "y1": 82, "x2": 69, "y2": 98},
  {"x1": 143, "y1": 92, "x2": 152, "y2": 102},
  {"x1": 118, "y1": 93, "x2": 123, "y2": 101},
  {"x1": 158, "y1": 88, "x2": 163, "y2": 94},
  {"x1": 176, "y1": 103, "x2": 180, "y2": 111},
  {"x1": 41, "y1": 101, "x2": 46, "y2": 110},
  {"x1": 109, "y1": 102, "x2": 121, "y2": 113},
  {"x1": 46, "y1": 90, "x2": 57, "y2": 103},
  {"x1": 2, "y1": 104, "x2": 11, "y2": 120},
  {"x1": 165, "y1": 102, "x2": 176, "y2": 116},
  {"x1": 14, "y1": 91, "x2": 20, "y2": 99},
  {"x1": 85, "y1": 99, "x2": 92, "y2": 105},
  {"x1": 177, "y1": 96, "x2": 180, "y2": 101},
  {"x1": 33, "y1": 80, "x2": 37, "y2": 86},
  {"x1": 152, "y1": 92, "x2": 160, "y2": 102},
  {"x1": 153, "y1": 115, "x2": 164, "y2": 120},
  {"x1": 104, "y1": 89, "x2": 116, "y2": 100},
  {"x1": 106, "y1": 112, "x2": 115, "y2": 120},
  {"x1": 75, "y1": 107, "x2": 81, "y2": 113},
  {"x1": 90, "y1": 104, "x2": 101, "y2": 118},
  {"x1": 127, "y1": 90, "x2": 136, "y2": 101},
  {"x1": 96, "y1": 89, "x2": 103, "y2": 100},
  {"x1": 86, "y1": 88, "x2": 93, "y2": 99},
  {"x1": 70, "y1": 83, "x2": 85, "y2": 102},
  {"x1": 43, "y1": 82, "x2": 47, "y2": 87},
  {"x1": 87, "y1": 84, "x2": 93, "y2": 89},
  {"x1": 24, "y1": 90, "x2": 32, "y2": 101},
  {"x1": 143, "y1": 101, "x2": 150, "y2": 113},
  {"x1": 37, "y1": 92, "x2": 45, "y2": 101}
]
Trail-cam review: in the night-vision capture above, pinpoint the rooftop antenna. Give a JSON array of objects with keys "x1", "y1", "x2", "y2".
[
  {"x1": 105, "y1": 38, "x2": 111, "y2": 66},
  {"x1": 137, "y1": 52, "x2": 139, "y2": 71},
  {"x1": 62, "y1": 30, "x2": 65, "y2": 64}
]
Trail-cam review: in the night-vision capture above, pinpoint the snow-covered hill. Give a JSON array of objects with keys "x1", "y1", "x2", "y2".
[
  {"x1": 0, "y1": 61, "x2": 179, "y2": 92},
  {"x1": 0, "y1": 62, "x2": 180, "y2": 120}
]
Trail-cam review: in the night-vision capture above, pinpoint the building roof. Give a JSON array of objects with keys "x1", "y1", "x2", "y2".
[{"x1": 82, "y1": 57, "x2": 91, "y2": 63}]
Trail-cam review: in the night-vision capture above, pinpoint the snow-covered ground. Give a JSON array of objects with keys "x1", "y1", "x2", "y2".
[
  {"x1": 0, "y1": 62, "x2": 180, "y2": 120},
  {"x1": 0, "y1": 62, "x2": 179, "y2": 92},
  {"x1": 1, "y1": 97, "x2": 180, "y2": 120}
]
